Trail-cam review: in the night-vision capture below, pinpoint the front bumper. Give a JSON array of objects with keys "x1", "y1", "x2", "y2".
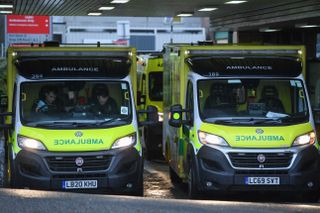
[
  {"x1": 12, "y1": 147, "x2": 143, "y2": 194},
  {"x1": 193, "y1": 145, "x2": 320, "y2": 192}
]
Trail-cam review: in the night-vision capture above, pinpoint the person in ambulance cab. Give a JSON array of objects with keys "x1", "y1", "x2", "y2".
[
  {"x1": 90, "y1": 84, "x2": 118, "y2": 115},
  {"x1": 33, "y1": 86, "x2": 59, "y2": 114}
]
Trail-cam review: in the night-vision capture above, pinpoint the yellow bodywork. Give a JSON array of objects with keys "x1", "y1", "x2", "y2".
[
  {"x1": 138, "y1": 56, "x2": 163, "y2": 113},
  {"x1": 199, "y1": 122, "x2": 316, "y2": 149},
  {"x1": 16, "y1": 124, "x2": 140, "y2": 153}
]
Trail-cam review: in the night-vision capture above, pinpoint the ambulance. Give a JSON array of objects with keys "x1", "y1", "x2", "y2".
[
  {"x1": 163, "y1": 44, "x2": 320, "y2": 200},
  {"x1": 137, "y1": 53, "x2": 163, "y2": 159},
  {"x1": 0, "y1": 43, "x2": 157, "y2": 195}
]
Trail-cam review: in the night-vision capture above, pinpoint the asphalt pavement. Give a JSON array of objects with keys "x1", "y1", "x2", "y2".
[
  {"x1": 1, "y1": 160, "x2": 320, "y2": 213},
  {"x1": 1, "y1": 188, "x2": 320, "y2": 213}
]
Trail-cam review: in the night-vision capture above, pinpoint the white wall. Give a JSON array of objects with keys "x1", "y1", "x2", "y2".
[{"x1": 53, "y1": 16, "x2": 206, "y2": 51}]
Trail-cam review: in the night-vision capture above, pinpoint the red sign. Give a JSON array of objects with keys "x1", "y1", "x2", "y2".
[
  {"x1": 113, "y1": 39, "x2": 128, "y2": 45},
  {"x1": 7, "y1": 15, "x2": 50, "y2": 34}
]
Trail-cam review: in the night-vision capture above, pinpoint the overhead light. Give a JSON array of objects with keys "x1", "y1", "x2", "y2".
[
  {"x1": 225, "y1": 1, "x2": 247, "y2": 4},
  {"x1": 88, "y1": 12, "x2": 102, "y2": 16},
  {"x1": 99, "y1": 6, "x2": 115, "y2": 10},
  {"x1": 296, "y1": 24, "x2": 320, "y2": 28},
  {"x1": 0, "y1": 4, "x2": 13, "y2": 8},
  {"x1": 259, "y1": 28, "x2": 281, "y2": 33},
  {"x1": 110, "y1": 0, "x2": 130, "y2": 3},
  {"x1": 177, "y1": 12, "x2": 193, "y2": 17},
  {"x1": 0, "y1": 11, "x2": 12, "y2": 14},
  {"x1": 198, "y1": 8, "x2": 218, "y2": 12}
]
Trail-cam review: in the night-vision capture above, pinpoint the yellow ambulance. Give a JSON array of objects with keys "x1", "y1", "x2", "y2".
[
  {"x1": 0, "y1": 44, "x2": 158, "y2": 195},
  {"x1": 137, "y1": 53, "x2": 163, "y2": 159},
  {"x1": 163, "y1": 44, "x2": 320, "y2": 200}
]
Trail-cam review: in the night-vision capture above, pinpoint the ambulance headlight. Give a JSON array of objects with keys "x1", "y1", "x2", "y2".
[
  {"x1": 198, "y1": 131, "x2": 229, "y2": 147},
  {"x1": 292, "y1": 132, "x2": 316, "y2": 146},
  {"x1": 17, "y1": 135, "x2": 46, "y2": 150},
  {"x1": 158, "y1": 112, "x2": 164, "y2": 122},
  {"x1": 111, "y1": 133, "x2": 136, "y2": 149}
]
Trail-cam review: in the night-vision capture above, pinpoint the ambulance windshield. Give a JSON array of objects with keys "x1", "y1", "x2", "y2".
[
  {"x1": 198, "y1": 79, "x2": 309, "y2": 125},
  {"x1": 20, "y1": 81, "x2": 132, "y2": 128}
]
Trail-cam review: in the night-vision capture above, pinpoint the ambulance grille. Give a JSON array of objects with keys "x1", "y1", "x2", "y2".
[
  {"x1": 228, "y1": 152, "x2": 293, "y2": 169},
  {"x1": 46, "y1": 155, "x2": 112, "y2": 172}
]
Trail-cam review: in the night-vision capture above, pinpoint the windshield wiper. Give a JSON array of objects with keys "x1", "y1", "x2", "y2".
[
  {"x1": 31, "y1": 118, "x2": 125, "y2": 128},
  {"x1": 277, "y1": 115, "x2": 308, "y2": 123},
  {"x1": 251, "y1": 119, "x2": 282, "y2": 125},
  {"x1": 213, "y1": 118, "x2": 282, "y2": 125},
  {"x1": 95, "y1": 118, "x2": 121, "y2": 126},
  {"x1": 34, "y1": 121, "x2": 91, "y2": 128},
  {"x1": 213, "y1": 118, "x2": 254, "y2": 125}
]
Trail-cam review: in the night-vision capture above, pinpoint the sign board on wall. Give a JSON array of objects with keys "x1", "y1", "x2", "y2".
[
  {"x1": 5, "y1": 15, "x2": 52, "y2": 46},
  {"x1": 7, "y1": 15, "x2": 50, "y2": 34}
]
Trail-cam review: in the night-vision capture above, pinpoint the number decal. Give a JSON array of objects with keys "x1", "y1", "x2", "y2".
[{"x1": 31, "y1": 74, "x2": 44, "y2": 79}]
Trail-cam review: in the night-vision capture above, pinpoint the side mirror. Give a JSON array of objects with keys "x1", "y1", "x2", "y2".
[
  {"x1": 0, "y1": 112, "x2": 14, "y2": 129},
  {"x1": 138, "y1": 105, "x2": 158, "y2": 126},
  {"x1": 313, "y1": 108, "x2": 320, "y2": 125},
  {"x1": 169, "y1": 104, "x2": 183, "y2": 128}
]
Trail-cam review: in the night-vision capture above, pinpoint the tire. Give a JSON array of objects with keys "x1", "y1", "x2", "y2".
[
  {"x1": 7, "y1": 146, "x2": 17, "y2": 188},
  {"x1": 188, "y1": 164, "x2": 201, "y2": 199},
  {"x1": 145, "y1": 149, "x2": 154, "y2": 161},
  {"x1": 164, "y1": 142, "x2": 170, "y2": 163},
  {"x1": 144, "y1": 127, "x2": 164, "y2": 161},
  {"x1": 144, "y1": 129, "x2": 153, "y2": 161},
  {"x1": 1, "y1": 132, "x2": 13, "y2": 188},
  {"x1": 169, "y1": 166, "x2": 182, "y2": 185},
  {"x1": 299, "y1": 191, "x2": 320, "y2": 203},
  {"x1": 131, "y1": 177, "x2": 144, "y2": 196},
  {"x1": 131, "y1": 162, "x2": 144, "y2": 196},
  {"x1": 0, "y1": 142, "x2": 5, "y2": 187}
]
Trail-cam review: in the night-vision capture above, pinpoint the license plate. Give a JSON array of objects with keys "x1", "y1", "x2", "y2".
[
  {"x1": 245, "y1": 177, "x2": 280, "y2": 185},
  {"x1": 62, "y1": 180, "x2": 98, "y2": 189}
]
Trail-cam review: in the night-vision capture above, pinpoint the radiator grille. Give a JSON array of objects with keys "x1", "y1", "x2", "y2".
[
  {"x1": 46, "y1": 155, "x2": 111, "y2": 172},
  {"x1": 228, "y1": 152, "x2": 293, "y2": 169}
]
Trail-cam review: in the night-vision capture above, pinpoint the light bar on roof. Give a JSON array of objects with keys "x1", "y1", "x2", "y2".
[{"x1": 188, "y1": 49, "x2": 300, "y2": 56}]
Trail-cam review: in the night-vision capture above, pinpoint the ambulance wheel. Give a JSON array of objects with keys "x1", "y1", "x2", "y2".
[
  {"x1": 299, "y1": 191, "x2": 320, "y2": 203},
  {"x1": 131, "y1": 159, "x2": 144, "y2": 196},
  {"x1": 144, "y1": 129, "x2": 154, "y2": 161},
  {"x1": 145, "y1": 149, "x2": 154, "y2": 161},
  {"x1": 169, "y1": 166, "x2": 181, "y2": 185},
  {"x1": 164, "y1": 142, "x2": 170, "y2": 163},
  {"x1": 7, "y1": 147, "x2": 17, "y2": 188},
  {"x1": 132, "y1": 172, "x2": 144, "y2": 196},
  {"x1": 188, "y1": 164, "x2": 200, "y2": 199},
  {"x1": 0, "y1": 143, "x2": 5, "y2": 187}
]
